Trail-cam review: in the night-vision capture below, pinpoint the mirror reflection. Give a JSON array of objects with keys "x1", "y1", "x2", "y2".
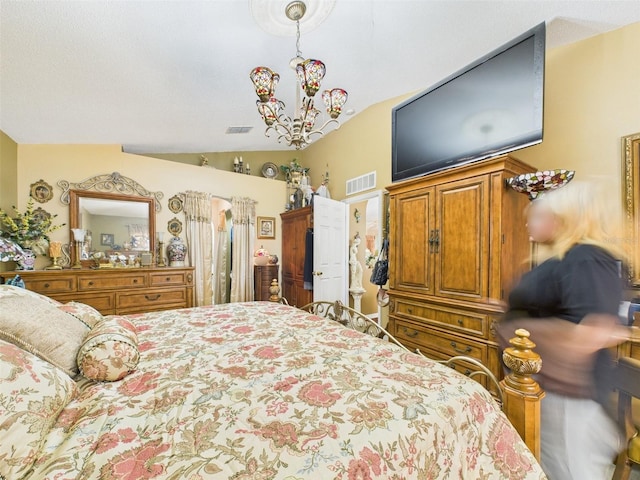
[{"x1": 69, "y1": 190, "x2": 156, "y2": 265}]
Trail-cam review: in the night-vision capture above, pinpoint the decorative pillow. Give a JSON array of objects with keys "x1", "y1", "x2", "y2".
[
  {"x1": 0, "y1": 339, "x2": 77, "y2": 480},
  {"x1": 77, "y1": 316, "x2": 139, "y2": 382},
  {"x1": 0, "y1": 293, "x2": 89, "y2": 376},
  {"x1": 57, "y1": 301, "x2": 103, "y2": 329},
  {"x1": 0, "y1": 283, "x2": 61, "y2": 306}
]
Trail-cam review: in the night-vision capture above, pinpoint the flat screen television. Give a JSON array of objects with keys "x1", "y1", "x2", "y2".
[{"x1": 392, "y1": 23, "x2": 545, "y2": 182}]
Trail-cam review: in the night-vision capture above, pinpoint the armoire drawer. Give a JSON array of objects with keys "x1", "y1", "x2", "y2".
[
  {"x1": 393, "y1": 299, "x2": 488, "y2": 338},
  {"x1": 116, "y1": 288, "x2": 188, "y2": 312},
  {"x1": 396, "y1": 338, "x2": 492, "y2": 391},
  {"x1": 78, "y1": 274, "x2": 146, "y2": 290},
  {"x1": 394, "y1": 319, "x2": 487, "y2": 361}
]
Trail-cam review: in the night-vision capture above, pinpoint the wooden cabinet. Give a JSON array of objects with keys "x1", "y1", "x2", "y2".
[
  {"x1": 280, "y1": 206, "x2": 313, "y2": 307},
  {"x1": 387, "y1": 155, "x2": 535, "y2": 387},
  {"x1": 254, "y1": 265, "x2": 279, "y2": 301},
  {"x1": 1, "y1": 267, "x2": 194, "y2": 315}
]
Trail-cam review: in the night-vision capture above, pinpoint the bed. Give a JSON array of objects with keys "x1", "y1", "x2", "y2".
[{"x1": 0, "y1": 287, "x2": 547, "y2": 479}]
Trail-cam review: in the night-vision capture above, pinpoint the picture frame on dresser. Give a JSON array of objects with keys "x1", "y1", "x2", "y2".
[{"x1": 623, "y1": 132, "x2": 640, "y2": 288}]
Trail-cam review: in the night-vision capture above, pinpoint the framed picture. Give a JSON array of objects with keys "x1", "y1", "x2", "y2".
[
  {"x1": 257, "y1": 216, "x2": 276, "y2": 239},
  {"x1": 101, "y1": 233, "x2": 114, "y2": 246},
  {"x1": 168, "y1": 217, "x2": 183, "y2": 236},
  {"x1": 30, "y1": 179, "x2": 54, "y2": 203},
  {"x1": 168, "y1": 195, "x2": 183, "y2": 214}
]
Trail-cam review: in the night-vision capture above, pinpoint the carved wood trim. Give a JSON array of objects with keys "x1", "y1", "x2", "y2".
[
  {"x1": 58, "y1": 172, "x2": 164, "y2": 212},
  {"x1": 622, "y1": 133, "x2": 640, "y2": 287}
]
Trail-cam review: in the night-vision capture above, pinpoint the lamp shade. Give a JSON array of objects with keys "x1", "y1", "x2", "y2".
[
  {"x1": 0, "y1": 236, "x2": 24, "y2": 262},
  {"x1": 71, "y1": 228, "x2": 86, "y2": 242},
  {"x1": 256, "y1": 98, "x2": 283, "y2": 126},
  {"x1": 250, "y1": 67, "x2": 280, "y2": 102},
  {"x1": 296, "y1": 59, "x2": 326, "y2": 97},
  {"x1": 322, "y1": 88, "x2": 348, "y2": 119}
]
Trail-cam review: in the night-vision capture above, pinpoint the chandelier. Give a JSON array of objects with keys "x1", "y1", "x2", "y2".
[{"x1": 250, "y1": 1, "x2": 348, "y2": 149}]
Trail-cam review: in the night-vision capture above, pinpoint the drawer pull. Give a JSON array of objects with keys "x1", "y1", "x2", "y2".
[
  {"x1": 133, "y1": 279, "x2": 138, "y2": 284},
  {"x1": 450, "y1": 342, "x2": 472, "y2": 354},
  {"x1": 145, "y1": 294, "x2": 161, "y2": 301},
  {"x1": 88, "y1": 281, "x2": 94, "y2": 286},
  {"x1": 43, "y1": 283, "x2": 50, "y2": 288},
  {"x1": 407, "y1": 308, "x2": 413, "y2": 314},
  {"x1": 166, "y1": 277, "x2": 171, "y2": 281},
  {"x1": 451, "y1": 364, "x2": 472, "y2": 376},
  {"x1": 402, "y1": 327, "x2": 419, "y2": 338},
  {"x1": 457, "y1": 319, "x2": 464, "y2": 326}
]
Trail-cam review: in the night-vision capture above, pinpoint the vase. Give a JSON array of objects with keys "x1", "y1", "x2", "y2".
[
  {"x1": 16, "y1": 248, "x2": 36, "y2": 270},
  {"x1": 167, "y1": 236, "x2": 187, "y2": 267}
]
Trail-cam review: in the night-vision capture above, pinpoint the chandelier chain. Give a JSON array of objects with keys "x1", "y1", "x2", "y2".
[{"x1": 295, "y1": 19, "x2": 302, "y2": 58}]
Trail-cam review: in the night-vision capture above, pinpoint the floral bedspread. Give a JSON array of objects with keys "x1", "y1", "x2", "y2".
[{"x1": 29, "y1": 302, "x2": 547, "y2": 479}]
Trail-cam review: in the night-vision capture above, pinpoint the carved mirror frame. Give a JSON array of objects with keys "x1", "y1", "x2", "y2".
[
  {"x1": 623, "y1": 132, "x2": 640, "y2": 288},
  {"x1": 59, "y1": 172, "x2": 162, "y2": 268}
]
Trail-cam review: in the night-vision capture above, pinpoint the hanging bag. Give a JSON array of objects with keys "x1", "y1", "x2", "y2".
[{"x1": 370, "y1": 239, "x2": 389, "y2": 286}]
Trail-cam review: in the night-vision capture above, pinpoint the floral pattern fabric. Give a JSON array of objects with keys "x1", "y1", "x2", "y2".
[
  {"x1": 0, "y1": 339, "x2": 77, "y2": 480},
  {"x1": 28, "y1": 302, "x2": 547, "y2": 479},
  {"x1": 76, "y1": 316, "x2": 139, "y2": 382}
]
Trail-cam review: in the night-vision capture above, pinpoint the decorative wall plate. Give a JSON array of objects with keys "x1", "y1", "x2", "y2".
[
  {"x1": 32, "y1": 207, "x2": 52, "y2": 224},
  {"x1": 168, "y1": 217, "x2": 183, "y2": 236},
  {"x1": 168, "y1": 195, "x2": 183, "y2": 213},
  {"x1": 506, "y1": 169, "x2": 575, "y2": 200},
  {"x1": 261, "y1": 162, "x2": 279, "y2": 179},
  {"x1": 30, "y1": 179, "x2": 54, "y2": 203}
]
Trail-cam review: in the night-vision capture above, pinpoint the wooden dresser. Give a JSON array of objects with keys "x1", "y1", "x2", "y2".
[
  {"x1": 254, "y1": 265, "x2": 279, "y2": 301},
  {"x1": 1, "y1": 267, "x2": 194, "y2": 315},
  {"x1": 280, "y1": 206, "x2": 313, "y2": 307},
  {"x1": 386, "y1": 155, "x2": 535, "y2": 392}
]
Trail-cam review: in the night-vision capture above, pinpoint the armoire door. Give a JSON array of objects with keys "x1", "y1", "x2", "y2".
[
  {"x1": 434, "y1": 175, "x2": 489, "y2": 301},
  {"x1": 390, "y1": 187, "x2": 435, "y2": 294}
]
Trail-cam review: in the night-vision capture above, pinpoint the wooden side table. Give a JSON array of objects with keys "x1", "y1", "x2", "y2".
[{"x1": 254, "y1": 264, "x2": 279, "y2": 301}]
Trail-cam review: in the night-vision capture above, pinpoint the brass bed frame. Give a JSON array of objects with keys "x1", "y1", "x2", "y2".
[{"x1": 280, "y1": 298, "x2": 545, "y2": 461}]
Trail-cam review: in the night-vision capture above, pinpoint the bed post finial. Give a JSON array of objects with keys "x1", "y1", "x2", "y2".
[
  {"x1": 269, "y1": 279, "x2": 281, "y2": 302},
  {"x1": 500, "y1": 328, "x2": 545, "y2": 461}
]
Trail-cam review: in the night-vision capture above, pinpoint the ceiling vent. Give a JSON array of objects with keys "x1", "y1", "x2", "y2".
[
  {"x1": 226, "y1": 126, "x2": 253, "y2": 134},
  {"x1": 346, "y1": 171, "x2": 376, "y2": 196}
]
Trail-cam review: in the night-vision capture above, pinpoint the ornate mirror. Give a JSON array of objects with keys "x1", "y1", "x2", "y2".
[
  {"x1": 623, "y1": 132, "x2": 640, "y2": 288},
  {"x1": 69, "y1": 190, "x2": 156, "y2": 265}
]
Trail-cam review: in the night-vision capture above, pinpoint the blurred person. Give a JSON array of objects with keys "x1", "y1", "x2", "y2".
[{"x1": 497, "y1": 181, "x2": 634, "y2": 480}]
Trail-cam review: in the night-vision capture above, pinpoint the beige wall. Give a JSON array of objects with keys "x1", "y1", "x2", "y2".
[
  {"x1": 14, "y1": 144, "x2": 286, "y2": 270},
  {"x1": 304, "y1": 22, "x2": 640, "y2": 203},
  {"x1": 0, "y1": 130, "x2": 18, "y2": 212},
  {"x1": 145, "y1": 150, "x2": 299, "y2": 178}
]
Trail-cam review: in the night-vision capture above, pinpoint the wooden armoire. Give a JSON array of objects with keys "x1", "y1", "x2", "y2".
[
  {"x1": 280, "y1": 206, "x2": 313, "y2": 307},
  {"x1": 386, "y1": 155, "x2": 535, "y2": 390}
]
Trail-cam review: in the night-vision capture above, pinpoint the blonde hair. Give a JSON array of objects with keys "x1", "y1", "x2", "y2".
[{"x1": 532, "y1": 180, "x2": 626, "y2": 260}]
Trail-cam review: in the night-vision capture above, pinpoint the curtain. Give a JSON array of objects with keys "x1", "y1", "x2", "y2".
[
  {"x1": 183, "y1": 191, "x2": 213, "y2": 306},
  {"x1": 230, "y1": 196, "x2": 256, "y2": 303},
  {"x1": 213, "y1": 209, "x2": 230, "y2": 304}
]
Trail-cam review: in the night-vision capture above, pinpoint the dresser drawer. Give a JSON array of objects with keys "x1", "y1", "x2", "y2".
[
  {"x1": 149, "y1": 271, "x2": 190, "y2": 287},
  {"x1": 24, "y1": 275, "x2": 75, "y2": 294},
  {"x1": 116, "y1": 288, "x2": 188, "y2": 312},
  {"x1": 52, "y1": 292, "x2": 116, "y2": 315},
  {"x1": 78, "y1": 273, "x2": 146, "y2": 291},
  {"x1": 394, "y1": 319, "x2": 487, "y2": 361},
  {"x1": 393, "y1": 299, "x2": 488, "y2": 338}
]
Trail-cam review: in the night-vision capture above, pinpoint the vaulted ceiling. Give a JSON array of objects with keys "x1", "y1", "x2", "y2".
[{"x1": 1, "y1": 1, "x2": 639, "y2": 154}]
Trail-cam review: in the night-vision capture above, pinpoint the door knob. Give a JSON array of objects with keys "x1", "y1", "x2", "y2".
[{"x1": 312, "y1": 271, "x2": 323, "y2": 276}]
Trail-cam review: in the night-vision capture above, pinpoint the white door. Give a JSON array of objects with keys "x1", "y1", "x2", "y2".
[{"x1": 313, "y1": 196, "x2": 348, "y2": 303}]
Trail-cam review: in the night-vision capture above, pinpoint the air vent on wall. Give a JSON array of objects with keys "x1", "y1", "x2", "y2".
[
  {"x1": 346, "y1": 171, "x2": 376, "y2": 196},
  {"x1": 226, "y1": 126, "x2": 254, "y2": 134}
]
